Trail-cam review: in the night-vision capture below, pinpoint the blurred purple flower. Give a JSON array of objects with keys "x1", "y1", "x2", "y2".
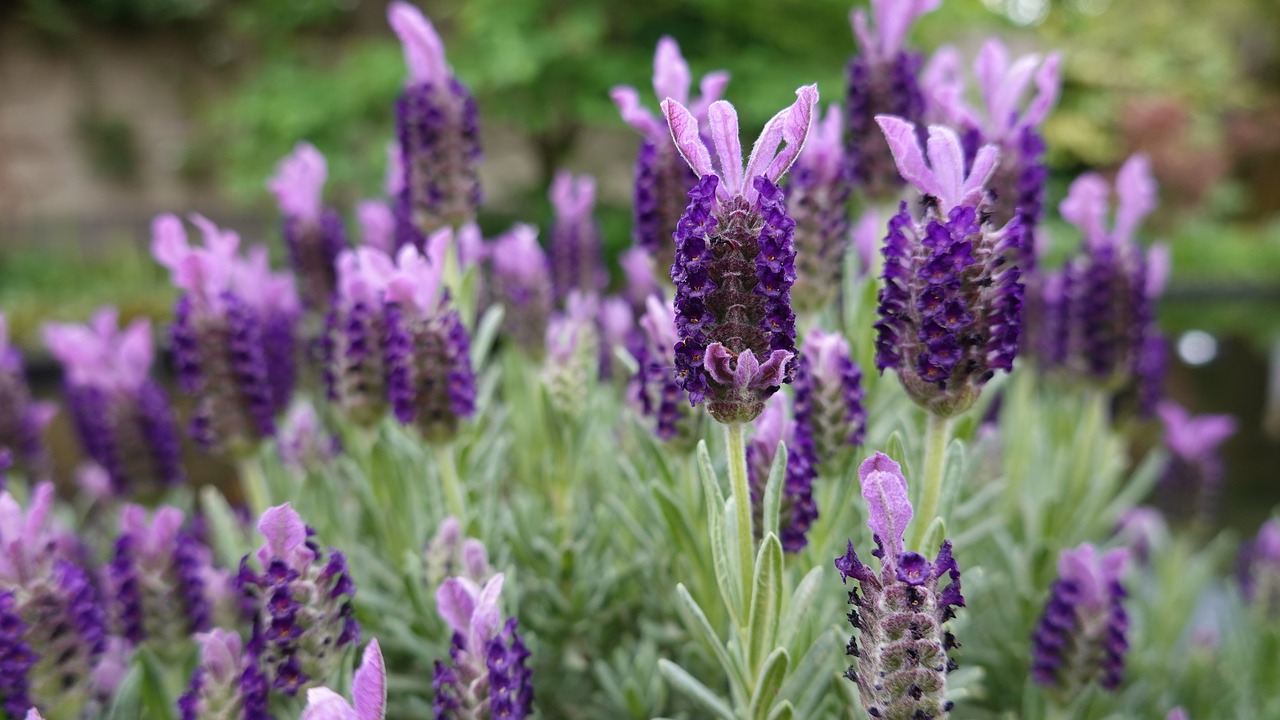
[
  {"x1": 1030, "y1": 544, "x2": 1130, "y2": 694},
  {"x1": 433, "y1": 574, "x2": 533, "y2": 720},
  {"x1": 269, "y1": 142, "x2": 348, "y2": 310},
  {"x1": 548, "y1": 170, "x2": 606, "y2": 302},
  {"x1": 793, "y1": 328, "x2": 865, "y2": 474},
  {"x1": 745, "y1": 394, "x2": 818, "y2": 552},
  {"x1": 787, "y1": 104, "x2": 853, "y2": 314},
  {"x1": 0, "y1": 313, "x2": 56, "y2": 481},
  {"x1": 300, "y1": 639, "x2": 386, "y2": 720},
  {"x1": 178, "y1": 628, "x2": 270, "y2": 720}
]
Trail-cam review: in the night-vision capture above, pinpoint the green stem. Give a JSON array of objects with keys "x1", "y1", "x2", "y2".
[
  {"x1": 238, "y1": 455, "x2": 270, "y2": 516},
  {"x1": 724, "y1": 422, "x2": 754, "y2": 613},
  {"x1": 910, "y1": 413, "x2": 952, "y2": 552},
  {"x1": 438, "y1": 442, "x2": 467, "y2": 523}
]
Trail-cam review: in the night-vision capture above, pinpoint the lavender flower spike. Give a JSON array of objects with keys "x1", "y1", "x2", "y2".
[
  {"x1": 1031, "y1": 544, "x2": 1130, "y2": 695},
  {"x1": 787, "y1": 104, "x2": 854, "y2": 314},
  {"x1": 1156, "y1": 401, "x2": 1237, "y2": 520},
  {"x1": 663, "y1": 85, "x2": 818, "y2": 424},
  {"x1": 543, "y1": 292, "x2": 601, "y2": 420},
  {"x1": 433, "y1": 573, "x2": 534, "y2": 719},
  {"x1": 389, "y1": 1, "x2": 481, "y2": 249},
  {"x1": 834, "y1": 452, "x2": 964, "y2": 719},
  {"x1": 278, "y1": 401, "x2": 341, "y2": 471},
  {"x1": 488, "y1": 223, "x2": 554, "y2": 353},
  {"x1": 1239, "y1": 520, "x2": 1280, "y2": 617},
  {"x1": 177, "y1": 628, "x2": 270, "y2": 720},
  {"x1": 236, "y1": 504, "x2": 358, "y2": 697},
  {"x1": 629, "y1": 294, "x2": 704, "y2": 447},
  {"x1": 326, "y1": 246, "x2": 396, "y2": 426},
  {"x1": 424, "y1": 516, "x2": 493, "y2": 592},
  {"x1": 845, "y1": 0, "x2": 938, "y2": 199},
  {"x1": 548, "y1": 170, "x2": 606, "y2": 301},
  {"x1": 269, "y1": 142, "x2": 348, "y2": 309},
  {"x1": 0, "y1": 312, "x2": 56, "y2": 481},
  {"x1": 793, "y1": 328, "x2": 866, "y2": 475},
  {"x1": 872, "y1": 116, "x2": 1024, "y2": 417},
  {"x1": 301, "y1": 639, "x2": 386, "y2": 720},
  {"x1": 612, "y1": 36, "x2": 729, "y2": 266},
  {"x1": 745, "y1": 394, "x2": 818, "y2": 552}
]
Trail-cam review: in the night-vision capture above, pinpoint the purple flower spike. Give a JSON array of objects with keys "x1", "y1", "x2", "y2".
[
  {"x1": 1156, "y1": 401, "x2": 1237, "y2": 521},
  {"x1": 301, "y1": 639, "x2": 386, "y2": 720},
  {"x1": 788, "y1": 104, "x2": 854, "y2": 313},
  {"x1": 357, "y1": 200, "x2": 396, "y2": 253},
  {"x1": 543, "y1": 292, "x2": 602, "y2": 416},
  {"x1": 327, "y1": 247, "x2": 396, "y2": 425},
  {"x1": 1113, "y1": 506, "x2": 1168, "y2": 566},
  {"x1": 424, "y1": 516, "x2": 493, "y2": 592},
  {"x1": 1239, "y1": 520, "x2": 1280, "y2": 617},
  {"x1": 612, "y1": 36, "x2": 728, "y2": 267},
  {"x1": 872, "y1": 117, "x2": 1023, "y2": 417},
  {"x1": 269, "y1": 142, "x2": 347, "y2": 310},
  {"x1": 629, "y1": 295, "x2": 703, "y2": 447},
  {"x1": 744, "y1": 395, "x2": 818, "y2": 552},
  {"x1": 488, "y1": 223, "x2": 553, "y2": 353},
  {"x1": 0, "y1": 312, "x2": 57, "y2": 481},
  {"x1": 389, "y1": 2, "x2": 481, "y2": 249},
  {"x1": 663, "y1": 86, "x2": 818, "y2": 424},
  {"x1": 548, "y1": 170, "x2": 606, "y2": 301},
  {"x1": 834, "y1": 450, "x2": 963, "y2": 719},
  {"x1": 44, "y1": 310, "x2": 184, "y2": 494},
  {"x1": 845, "y1": 0, "x2": 938, "y2": 199},
  {"x1": 1031, "y1": 544, "x2": 1130, "y2": 694},
  {"x1": 237, "y1": 504, "x2": 358, "y2": 699},
  {"x1": 432, "y1": 574, "x2": 534, "y2": 720},
  {"x1": 793, "y1": 329, "x2": 865, "y2": 475},
  {"x1": 178, "y1": 628, "x2": 270, "y2": 720},
  {"x1": 278, "y1": 401, "x2": 341, "y2": 471}
]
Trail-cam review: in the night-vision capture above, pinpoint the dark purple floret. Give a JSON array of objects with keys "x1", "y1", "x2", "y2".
[
  {"x1": 223, "y1": 292, "x2": 279, "y2": 439},
  {"x1": 262, "y1": 309, "x2": 297, "y2": 415},
  {"x1": 384, "y1": 302, "x2": 416, "y2": 425},
  {"x1": 845, "y1": 51, "x2": 925, "y2": 200},
  {"x1": 395, "y1": 78, "x2": 483, "y2": 246},
  {"x1": 792, "y1": 332, "x2": 866, "y2": 475},
  {"x1": 0, "y1": 592, "x2": 36, "y2": 719},
  {"x1": 282, "y1": 207, "x2": 347, "y2": 311},
  {"x1": 173, "y1": 530, "x2": 213, "y2": 634},
  {"x1": 172, "y1": 294, "x2": 203, "y2": 394},
  {"x1": 745, "y1": 398, "x2": 819, "y2": 553},
  {"x1": 108, "y1": 535, "x2": 146, "y2": 644},
  {"x1": 1030, "y1": 545, "x2": 1129, "y2": 695},
  {"x1": 632, "y1": 137, "x2": 699, "y2": 271},
  {"x1": 786, "y1": 154, "x2": 853, "y2": 315},
  {"x1": 137, "y1": 379, "x2": 185, "y2": 487},
  {"x1": 486, "y1": 618, "x2": 535, "y2": 720}
]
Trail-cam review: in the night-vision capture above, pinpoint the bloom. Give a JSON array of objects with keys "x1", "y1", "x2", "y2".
[
  {"x1": 663, "y1": 84, "x2": 818, "y2": 424},
  {"x1": 44, "y1": 308, "x2": 184, "y2": 494},
  {"x1": 269, "y1": 142, "x2": 348, "y2": 309},
  {"x1": 543, "y1": 292, "x2": 601, "y2": 420},
  {"x1": 1156, "y1": 401, "x2": 1237, "y2": 520},
  {"x1": 278, "y1": 401, "x2": 341, "y2": 471},
  {"x1": 629, "y1": 295, "x2": 703, "y2": 446},
  {"x1": 845, "y1": 0, "x2": 938, "y2": 199},
  {"x1": 793, "y1": 328, "x2": 866, "y2": 474},
  {"x1": 548, "y1": 170, "x2": 606, "y2": 302},
  {"x1": 152, "y1": 213, "x2": 300, "y2": 453},
  {"x1": 236, "y1": 504, "x2": 359, "y2": 697},
  {"x1": 433, "y1": 573, "x2": 533, "y2": 719},
  {"x1": 300, "y1": 639, "x2": 386, "y2": 720},
  {"x1": 1030, "y1": 544, "x2": 1130, "y2": 694},
  {"x1": 389, "y1": 1, "x2": 482, "y2": 248},
  {"x1": 834, "y1": 452, "x2": 964, "y2": 719},
  {"x1": 487, "y1": 223, "x2": 553, "y2": 354},
  {"x1": 357, "y1": 199, "x2": 396, "y2": 253},
  {"x1": 424, "y1": 516, "x2": 493, "y2": 593},
  {"x1": 745, "y1": 394, "x2": 818, "y2": 552},
  {"x1": 787, "y1": 104, "x2": 854, "y2": 314},
  {"x1": 177, "y1": 628, "x2": 270, "y2": 720},
  {"x1": 612, "y1": 36, "x2": 728, "y2": 268},
  {"x1": 872, "y1": 116, "x2": 1024, "y2": 417},
  {"x1": 1238, "y1": 519, "x2": 1280, "y2": 617},
  {"x1": 0, "y1": 313, "x2": 56, "y2": 481},
  {"x1": 325, "y1": 247, "x2": 396, "y2": 426}
]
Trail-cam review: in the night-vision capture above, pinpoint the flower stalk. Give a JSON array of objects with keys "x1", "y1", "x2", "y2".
[
  {"x1": 911, "y1": 413, "x2": 951, "y2": 552},
  {"x1": 724, "y1": 421, "x2": 754, "y2": 612}
]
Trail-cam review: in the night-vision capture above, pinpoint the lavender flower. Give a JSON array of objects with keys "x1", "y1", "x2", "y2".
[
  {"x1": 612, "y1": 36, "x2": 728, "y2": 269},
  {"x1": 0, "y1": 313, "x2": 56, "y2": 481},
  {"x1": 619, "y1": 247, "x2": 661, "y2": 311},
  {"x1": 851, "y1": 208, "x2": 882, "y2": 278},
  {"x1": 0, "y1": 483, "x2": 106, "y2": 716},
  {"x1": 326, "y1": 247, "x2": 396, "y2": 426},
  {"x1": 44, "y1": 309, "x2": 184, "y2": 494},
  {"x1": 424, "y1": 516, "x2": 493, "y2": 593},
  {"x1": 663, "y1": 85, "x2": 818, "y2": 424},
  {"x1": 236, "y1": 504, "x2": 359, "y2": 697},
  {"x1": 1030, "y1": 544, "x2": 1130, "y2": 694},
  {"x1": 1039, "y1": 156, "x2": 1165, "y2": 392},
  {"x1": 153, "y1": 213, "x2": 300, "y2": 453},
  {"x1": 543, "y1": 292, "x2": 600, "y2": 419},
  {"x1": 357, "y1": 200, "x2": 397, "y2": 253},
  {"x1": 872, "y1": 116, "x2": 1024, "y2": 417},
  {"x1": 278, "y1": 401, "x2": 341, "y2": 471},
  {"x1": 834, "y1": 452, "x2": 964, "y2": 719},
  {"x1": 1239, "y1": 520, "x2": 1280, "y2": 617},
  {"x1": 928, "y1": 40, "x2": 1061, "y2": 269},
  {"x1": 745, "y1": 394, "x2": 818, "y2": 552},
  {"x1": 488, "y1": 224, "x2": 553, "y2": 353},
  {"x1": 383, "y1": 231, "x2": 477, "y2": 442},
  {"x1": 845, "y1": 0, "x2": 938, "y2": 199},
  {"x1": 433, "y1": 573, "x2": 534, "y2": 719},
  {"x1": 1156, "y1": 401, "x2": 1237, "y2": 520},
  {"x1": 787, "y1": 104, "x2": 853, "y2": 314},
  {"x1": 548, "y1": 170, "x2": 606, "y2": 301},
  {"x1": 301, "y1": 639, "x2": 386, "y2": 720},
  {"x1": 629, "y1": 295, "x2": 704, "y2": 447},
  {"x1": 269, "y1": 142, "x2": 348, "y2": 309},
  {"x1": 793, "y1": 328, "x2": 865, "y2": 475},
  {"x1": 389, "y1": 1, "x2": 482, "y2": 248},
  {"x1": 177, "y1": 628, "x2": 270, "y2": 720},
  {"x1": 1113, "y1": 506, "x2": 1168, "y2": 566}
]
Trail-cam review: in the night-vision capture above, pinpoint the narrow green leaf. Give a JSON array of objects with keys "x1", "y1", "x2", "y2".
[
  {"x1": 779, "y1": 628, "x2": 841, "y2": 719},
  {"x1": 778, "y1": 565, "x2": 824, "y2": 650},
  {"x1": 139, "y1": 646, "x2": 178, "y2": 720},
  {"x1": 885, "y1": 431, "x2": 908, "y2": 471},
  {"x1": 709, "y1": 493, "x2": 742, "y2": 627},
  {"x1": 105, "y1": 664, "x2": 143, "y2": 720},
  {"x1": 748, "y1": 533, "x2": 784, "y2": 672},
  {"x1": 748, "y1": 647, "x2": 790, "y2": 720},
  {"x1": 658, "y1": 659, "x2": 736, "y2": 720},
  {"x1": 676, "y1": 584, "x2": 745, "y2": 693},
  {"x1": 762, "y1": 442, "x2": 788, "y2": 540},
  {"x1": 470, "y1": 304, "x2": 505, "y2": 369},
  {"x1": 698, "y1": 440, "x2": 726, "y2": 509},
  {"x1": 199, "y1": 485, "x2": 248, "y2": 569},
  {"x1": 766, "y1": 700, "x2": 795, "y2": 720}
]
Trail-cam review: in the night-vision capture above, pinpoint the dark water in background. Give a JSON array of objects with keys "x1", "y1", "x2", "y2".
[{"x1": 20, "y1": 297, "x2": 1280, "y2": 534}]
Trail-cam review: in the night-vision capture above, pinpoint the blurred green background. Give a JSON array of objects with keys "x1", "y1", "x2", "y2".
[{"x1": 1, "y1": 0, "x2": 1279, "y2": 525}]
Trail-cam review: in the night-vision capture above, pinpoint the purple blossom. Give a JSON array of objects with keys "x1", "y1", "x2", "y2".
[
  {"x1": 0, "y1": 313, "x2": 56, "y2": 481},
  {"x1": 619, "y1": 248, "x2": 661, "y2": 311},
  {"x1": 326, "y1": 246, "x2": 396, "y2": 425},
  {"x1": 872, "y1": 117, "x2": 1024, "y2": 417},
  {"x1": 544, "y1": 292, "x2": 601, "y2": 415},
  {"x1": 277, "y1": 401, "x2": 341, "y2": 471},
  {"x1": 357, "y1": 200, "x2": 396, "y2": 253},
  {"x1": 424, "y1": 516, "x2": 493, "y2": 593},
  {"x1": 834, "y1": 452, "x2": 963, "y2": 719},
  {"x1": 487, "y1": 223, "x2": 553, "y2": 353},
  {"x1": 389, "y1": 2, "x2": 482, "y2": 249},
  {"x1": 269, "y1": 142, "x2": 348, "y2": 310},
  {"x1": 845, "y1": 0, "x2": 938, "y2": 199},
  {"x1": 793, "y1": 329, "x2": 865, "y2": 474},
  {"x1": 153, "y1": 213, "x2": 299, "y2": 453},
  {"x1": 1030, "y1": 544, "x2": 1130, "y2": 694},
  {"x1": 300, "y1": 639, "x2": 386, "y2": 720},
  {"x1": 1239, "y1": 520, "x2": 1280, "y2": 616},
  {"x1": 850, "y1": 208, "x2": 881, "y2": 278},
  {"x1": 1113, "y1": 506, "x2": 1168, "y2": 566},
  {"x1": 663, "y1": 85, "x2": 818, "y2": 424},
  {"x1": 44, "y1": 309, "x2": 184, "y2": 493},
  {"x1": 549, "y1": 170, "x2": 606, "y2": 301},
  {"x1": 432, "y1": 574, "x2": 533, "y2": 720},
  {"x1": 745, "y1": 394, "x2": 818, "y2": 552},
  {"x1": 1156, "y1": 401, "x2": 1237, "y2": 520},
  {"x1": 787, "y1": 104, "x2": 853, "y2": 314},
  {"x1": 237, "y1": 504, "x2": 359, "y2": 698},
  {"x1": 178, "y1": 628, "x2": 270, "y2": 720},
  {"x1": 612, "y1": 36, "x2": 728, "y2": 266},
  {"x1": 629, "y1": 295, "x2": 703, "y2": 446}
]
